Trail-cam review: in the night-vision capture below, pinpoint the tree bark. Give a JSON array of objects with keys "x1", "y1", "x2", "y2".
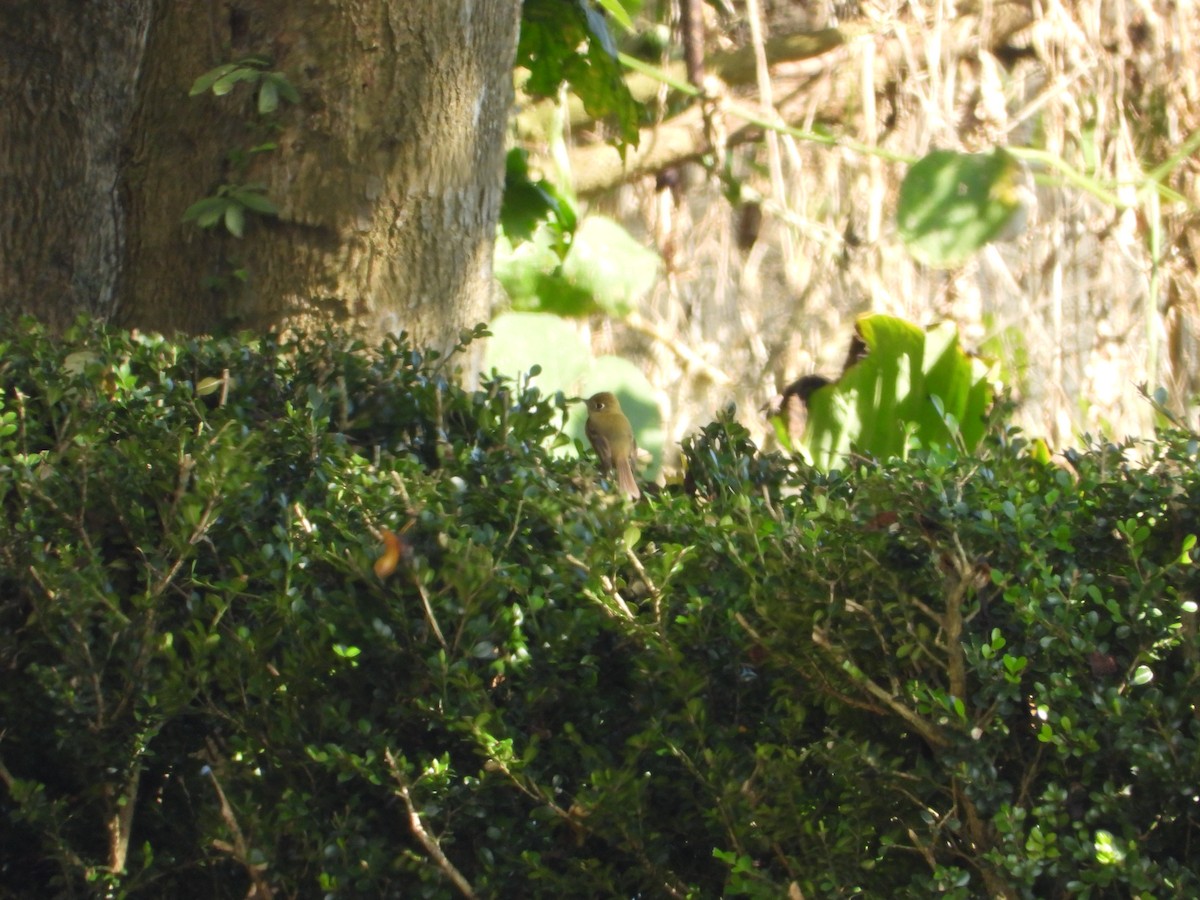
[
  {"x1": 1, "y1": 0, "x2": 521, "y2": 347},
  {"x1": 0, "y1": 1, "x2": 155, "y2": 329}
]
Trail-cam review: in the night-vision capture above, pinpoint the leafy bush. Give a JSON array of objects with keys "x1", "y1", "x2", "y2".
[
  {"x1": 1, "y1": 319, "x2": 1197, "y2": 898},
  {"x1": 795, "y1": 314, "x2": 995, "y2": 471}
]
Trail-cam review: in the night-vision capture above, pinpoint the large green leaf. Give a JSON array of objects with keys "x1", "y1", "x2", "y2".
[
  {"x1": 482, "y1": 312, "x2": 591, "y2": 398},
  {"x1": 801, "y1": 315, "x2": 994, "y2": 471},
  {"x1": 897, "y1": 148, "x2": 1027, "y2": 267},
  {"x1": 561, "y1": 216, "x2": 661, "y2": 317},
  {"x1": 494, "y1": 215, "x2": 660, "y2": 318}
]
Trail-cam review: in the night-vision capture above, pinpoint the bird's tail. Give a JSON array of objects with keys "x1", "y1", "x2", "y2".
[{"x1": 615, "y1": 458, "x2": 641, "y2": 500}]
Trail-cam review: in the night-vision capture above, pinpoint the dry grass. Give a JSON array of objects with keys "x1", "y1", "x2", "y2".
[{"x1": 582, "y1": 0, "x2": 1200, "y2": 463}]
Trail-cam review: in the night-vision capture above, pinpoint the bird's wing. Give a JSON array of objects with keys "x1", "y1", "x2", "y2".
[{"x1": 585, "y1": 421, "x2": 612, "y2": 470}]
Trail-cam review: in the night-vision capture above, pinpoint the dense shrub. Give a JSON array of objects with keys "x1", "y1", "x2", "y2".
[{"x1": 0, "y1": 319, "x2": 1197, "y2": 898}]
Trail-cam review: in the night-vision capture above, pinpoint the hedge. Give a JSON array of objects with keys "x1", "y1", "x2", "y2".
[{"x1": 0, "y1": 319, "x2": 1197, "y2": 898}]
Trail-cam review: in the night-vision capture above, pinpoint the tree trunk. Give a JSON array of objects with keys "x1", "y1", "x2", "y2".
[
  {"x1": 1, "y1": 0, "x2": 520, "y2": 348},
  {"x1": 0, "y1": 1, "x2": 155, "y2": 329}
]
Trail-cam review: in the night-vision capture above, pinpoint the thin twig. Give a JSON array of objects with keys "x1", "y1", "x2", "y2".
[
  {"x1": 583, "y1": 583, "x2": 635, "y2": 621},
  {"x1": 477, "y1": 740, "x2": 690, "y2": 899},
  {"x1": 205, "y1": 740, "x2": 274, "y2": 899},
  {"x1": 566, "y1": 553, "x2": 637, "y2": 620},
  {"x1": 0, "y1": 754, "x2": 91, "y2": 874},
  {"x1": 410, "y1": 570, "x2": 449, "y2": 650},
  {"x1": 384, "y1": 750, "x2": 476, "y2": 899},
  {"x1": 811, "y1": 628, "x2": 949, "y2": 748},
  {"x1": 744, "y1": 0, "x2": 795, "y2": 274},
  {"x1": 622, "y1": 543, "x2": 662, "y2": 625}
]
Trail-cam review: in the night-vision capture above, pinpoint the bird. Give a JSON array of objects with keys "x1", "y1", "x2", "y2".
[{"x1": 584, "y1": 391, "x2": 640, "y2": 500}]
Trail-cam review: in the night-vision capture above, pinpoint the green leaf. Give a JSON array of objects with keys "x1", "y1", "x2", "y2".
[
  {"x1": 501, "y1": 148, "x2": 575, "y2": 246},
  {"x1": 211, "y1": 66, "x2": 262, "y2": 97},
  {"x1": 497, "y1": 213, "x2": 660, "y2": 318},
  {"x1": 189, "y1": 63, "x2": 239, "y2": 96},
  {"x1": 224, "y1": 203, "x2": 245, "y2": 238},
  {"x1": 182, "y1": 196, "x2": 225, "y2": 221},
  {"x1": 267, "y1": 71, "x2": 300, "y2": 105},
  {"x1": 472, "y1": 640, "x2": 498, "y2": 659},
  {"x1": 62, "y1": 350, "x2": 101, "y2": 375},
  {"x1": 594, "y1": 0, "x2": 635, "y2": 32},
  {"x1": 257, "y1": 77, "x2": 279, "y2": 114},
  {"x1": 579, "y1": 0, "x2": 619, "y2": 57},
  {"x1": 800, "y1": 315, "x2": 995, "y2": 470},
  {"x1": 622, "y1": 525, "x2": 641, "y2": 549},
  {"x1": 229, "y1": 188, "x2": 279, "y2": 216},
  {"x1": 483, "y1": 312, "x2": 591, "y2": 399},
  {"x1": 195, "y1": 376, "x2": 226, "y2": 398},
  {"x1": 494, "y1": 229, "x2": 594, "y2": 316},
  {"x1": 182, "y1": 196, "x2": 230, "y2": 229},
  {"x1": 560, "y1": 216, "x2": 661, "y2": 317},
  {"x1": 494, "y1": 234, "x2": 543, "y2": 309},
  {"x1": 518, "y1": 0, "x2": 641, "y2": 148},
  {"x1": 1094, "y1": 830, "x2": 1126, "y2": 865},
  {"x1": 1179, "y1": 533, "x2": 1196, "y2": 564},
  {"x1": 897, "y1": 148, "x2": 1027, "y2": 267}
]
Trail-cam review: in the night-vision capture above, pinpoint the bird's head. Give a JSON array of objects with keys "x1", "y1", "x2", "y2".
[{"x1": 585, "y1": 391, "x2": 621, "y2": 414}]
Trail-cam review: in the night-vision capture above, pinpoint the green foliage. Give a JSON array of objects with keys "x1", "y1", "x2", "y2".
[
  {"x1": 593, "y1": 0, "x2": 636, "y2": 33},
  {"x1": 558, "y1": 216, "x2": 661, "y2": 317},
  {"x1": 2, "y1": 318, "x2": 1198, "y2": 898},
  {"x1": 182, "y1": 183, "x2": 279, "y2": 238},
  {"x1": 500, "y1": 149, "x2": 577, "y2": 250},
  {"x1": 518, "y1": 0, "x2": 641, "y2": 148},
  {"x1": 188, "y1": 56, "x2": 299, "y2": 114},
  {"x1": 484, "y1": 312, "x2": 592, "y2": 400},
  {"x1": 184, "y1": 57, "x2": 297, "y2": 238},
  {"x1": 799, "y1": 315, "x2": 995, "y2": 471},
  {"x1": 495, "y1": 213, "x2": 662, "y2": 318},
  {"x1": 897, "y1": 148, "x2": 1029, "y2": 267}
]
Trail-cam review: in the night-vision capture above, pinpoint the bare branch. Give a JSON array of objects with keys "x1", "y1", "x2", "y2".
[
  {"x1": 811, "y1": 627, "x2": 949, "y2": 749},
  {"x1": 409, "y1": 569, "x2": 449, "y2": 650},
  {"x1": 205, "y1": 740, "x2": 274, "y2": 899},
  {"x1": 384, "y1": 750, "x2": 476, "y2": 899}
]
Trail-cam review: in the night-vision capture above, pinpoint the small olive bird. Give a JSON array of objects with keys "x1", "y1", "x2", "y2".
[{"x1": 584, "y1": 391, "x2": 640, "y2": 500}]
